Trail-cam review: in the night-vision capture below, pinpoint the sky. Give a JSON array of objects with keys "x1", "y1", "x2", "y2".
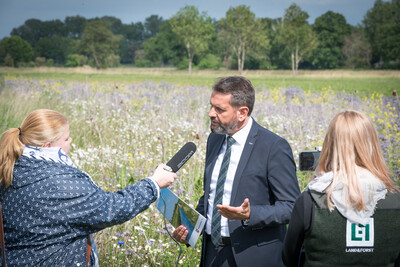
[{"x1": 0, "y1": 0, "x2": 378, "y2": 39}]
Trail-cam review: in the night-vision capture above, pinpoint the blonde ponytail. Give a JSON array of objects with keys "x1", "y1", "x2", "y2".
[
  {"x1": 0, "y1": 128, "x2": 24, "y2": 187},
  {"x1": 0, "y1": 109, "x2": 68, "y2": 188}
]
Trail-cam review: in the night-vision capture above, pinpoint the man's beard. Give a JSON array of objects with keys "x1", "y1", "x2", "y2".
[{"x1": 210, "y1": 117, "x2": 238, "y2": 135}]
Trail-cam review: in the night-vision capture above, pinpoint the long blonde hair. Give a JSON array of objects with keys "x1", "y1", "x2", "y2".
[
  {"x1": 0, "y1": 109, "x2": 68, "y2": 187},
  {"x1": 316, "y1": 110, "x2": 396, "y2": 211}
]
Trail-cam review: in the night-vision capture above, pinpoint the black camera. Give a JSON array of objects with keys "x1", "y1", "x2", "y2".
[{"x1": 299, "y1": 148, "x2": 321, "y2": 171}]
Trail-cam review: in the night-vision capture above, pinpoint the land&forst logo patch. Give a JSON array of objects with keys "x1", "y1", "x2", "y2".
[{"x1": 345, "y1": 218, "x2": 374, "y2": 252}]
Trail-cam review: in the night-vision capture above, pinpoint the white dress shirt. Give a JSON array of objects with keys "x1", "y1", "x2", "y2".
[{"x1": 205, "y1": 117, "x2": 253, "y2": 237}]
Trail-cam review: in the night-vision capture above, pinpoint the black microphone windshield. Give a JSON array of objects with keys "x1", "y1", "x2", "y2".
[{"x1": 166, "y1": 142, "x2": 197, "y2": 172}]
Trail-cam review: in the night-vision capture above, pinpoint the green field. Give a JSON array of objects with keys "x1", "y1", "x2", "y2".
[{"x1": 1, "y1": 67, "x2": 399, "y2": 96}]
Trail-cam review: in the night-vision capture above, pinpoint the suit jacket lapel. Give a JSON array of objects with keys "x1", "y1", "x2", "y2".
[{"x1": 230, "y1": 121, "x2": 259, "y2": 205}]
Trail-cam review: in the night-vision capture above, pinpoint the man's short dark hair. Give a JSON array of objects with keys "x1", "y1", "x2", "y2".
[{"x1": 213, "y1": 76, "x2": 255, "y2": 115}]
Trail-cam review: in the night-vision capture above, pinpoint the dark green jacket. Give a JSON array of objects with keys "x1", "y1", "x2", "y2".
[{"x1": 283, "y1": 189, "x2": 400, "y2": 267}]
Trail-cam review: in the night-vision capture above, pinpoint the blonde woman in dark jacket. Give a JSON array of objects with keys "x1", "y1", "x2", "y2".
[{"x1": 283, "y1": 110, "x2": 400, "y2": 266}]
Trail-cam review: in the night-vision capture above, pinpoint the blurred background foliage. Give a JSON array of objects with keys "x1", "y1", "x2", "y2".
[{"x1": 0, "y1": 0, "x2": 399, "y2": 72}]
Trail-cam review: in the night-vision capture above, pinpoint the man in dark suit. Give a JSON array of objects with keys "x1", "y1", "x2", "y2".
[{"x1": 173, "y1": 76, "x2": 300, "y2": 266}]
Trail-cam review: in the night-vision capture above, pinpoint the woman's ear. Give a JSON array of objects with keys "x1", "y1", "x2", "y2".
[{"x1": 43, "y1": 142, "x2": 51, "y2": 148}]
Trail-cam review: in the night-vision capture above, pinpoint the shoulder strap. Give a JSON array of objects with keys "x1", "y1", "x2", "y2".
[
  {"x1": 86, "y1": 235, "x2": 91, "y2": 267},
  {"x1": 0, "y1": 201, "x2": 6, "y2": 267}
]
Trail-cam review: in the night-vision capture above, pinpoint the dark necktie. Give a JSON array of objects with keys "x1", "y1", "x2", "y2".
[{"x1": 211, "y1": 136, "x2": 235, "y2": 247}]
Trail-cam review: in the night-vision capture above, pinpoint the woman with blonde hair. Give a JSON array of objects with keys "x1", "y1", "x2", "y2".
[
  {"x1": 283, "y1": 110, "x2": 400, "y2": 266},
  {"x1": 0, "y1": 109, "x2": 176, "y2": 266}
]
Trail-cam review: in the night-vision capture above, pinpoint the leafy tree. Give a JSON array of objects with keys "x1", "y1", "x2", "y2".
[
  {"x1": 124, "y1": 22, "x2": 145, "y2": 42},
  {"x1": 144, "y1": 15, "x2": 164, "y2": 39},
  {"x1": 121, "y1": 16, "x2": 165, "y2": 64},
  {"x1": 0, "y1": 36, "x2": 34, "y2": 67},
  {"x1": 311, "y1": 11, "x2": 351, "y2": 69},
  {"x1": 35, "y1": 36, "x2": 73, "y2": 64},
  {"x1": 247, "y1": 17, "x2": 274, "y2": 70},
  {"x1": 97, "y1": 16, "x2": 140, "y2": 64},
  {"x1": 264, "y1": 18, "x2": 291, "y2": 69},
  {"x1": 169, "y1": 5, "x2": 215, "y2": 74},
  {"x1": 343, "y1": 27, "x2": 372, "y2": 68},
  {"x1": 11, "y1": 19, "x2": 44, "y2": 46},
  {"x1": 198, "y1": 54, "x2": 222, "y2": 69},
  {"x1": 219, "y1": 5, "x2": 269, "y2": 74},
  {"x1": 99, "y1": 16, "x2": 124, "y2": 35},
  {"x1": 119, "y1": 22, "x2": 145, "y2": 64},
  {"x1": 41, "y1": 20, "x2": 67, "y2": 37},
  {"x1": 11, "y1": 19, "x2": 66, "y2": 47},
  {"x1": 80, "y1": 20, "x2": 122, "y2": 68},
  {"x1": 143, "y1": 22, "x2": 185, "y2": 67},
  {"x1": 279, "y1": 4, "x2": 318, "y2": 75},
  {"x1": 363, "y1": 0, "x2": 400, "y2": 67},
  {"x1": 65, "y1": 15, "x2": 87, "y2": 39}
]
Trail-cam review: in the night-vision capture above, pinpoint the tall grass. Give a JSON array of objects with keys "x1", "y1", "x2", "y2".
[{"x1": 1, "y1": 75, "x2": 399, "y2": 266}]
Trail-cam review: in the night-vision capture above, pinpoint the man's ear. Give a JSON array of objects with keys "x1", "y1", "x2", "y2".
[
  {"x1": 43, "y1": 142, "x2": 51, "y2": 148},
  {"x1": 237, "y1": 106, "x2": 249, "y2": 122}
]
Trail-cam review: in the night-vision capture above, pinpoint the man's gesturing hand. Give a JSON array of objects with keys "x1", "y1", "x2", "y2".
[{"x1": 216, "y1": 198, "x2": 250, "y2": 221}]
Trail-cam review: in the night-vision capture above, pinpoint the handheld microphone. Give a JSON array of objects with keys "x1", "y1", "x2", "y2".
[
  {"x1": 164, "y1": 142, "x2": 197, "y2": 172},
  {"x1": 160, "y1": 142, "x2": 196, "y2": 266}
]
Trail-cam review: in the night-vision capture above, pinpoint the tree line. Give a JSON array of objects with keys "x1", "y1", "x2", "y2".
[{"x1": 0, "y1": 0, "x2": 399, "y2": 73}]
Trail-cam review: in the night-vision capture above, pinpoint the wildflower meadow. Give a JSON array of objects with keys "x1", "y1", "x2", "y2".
[{"x1": 1, "y1": 74, "x2": 399, "y2": 266}]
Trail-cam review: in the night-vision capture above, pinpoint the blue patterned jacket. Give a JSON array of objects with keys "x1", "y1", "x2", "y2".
[{"x1": 0, "y1": 156, "x2": 158, "y2": 266}]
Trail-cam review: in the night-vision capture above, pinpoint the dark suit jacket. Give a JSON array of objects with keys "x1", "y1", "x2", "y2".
[{"x1": 196, "y1": 119, "x2": 300, "y2": 267}]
